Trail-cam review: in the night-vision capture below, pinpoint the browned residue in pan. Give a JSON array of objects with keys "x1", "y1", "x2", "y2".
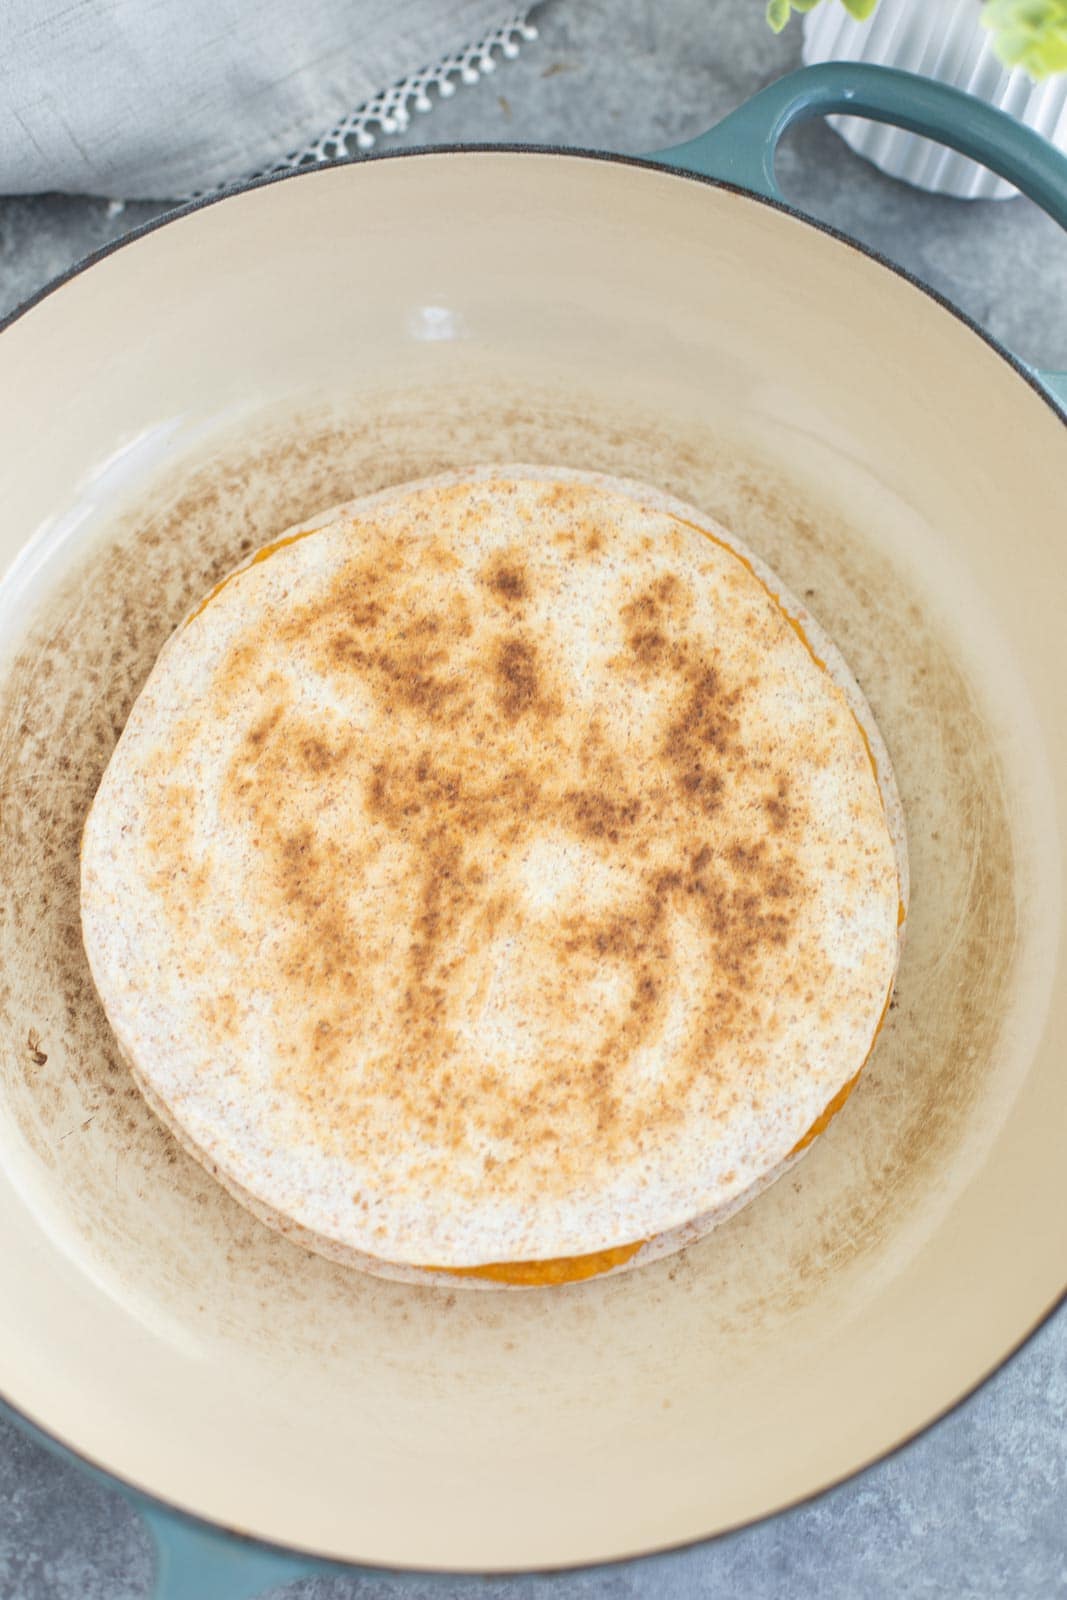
[{"x1": 0, "y1": 386, "x2": 1017, "y2": 1369}]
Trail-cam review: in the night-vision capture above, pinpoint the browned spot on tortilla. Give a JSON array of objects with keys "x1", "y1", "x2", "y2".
[
  {"x1": 764, "y1": 777, "x2": 793, "y2": 833},
  {"x1": 562, "y1": 787, "x2": 643, "y2": 844},
  {"x1": 493, "y1": 634, "x2": 546, "y2": 721},
  {"x1": 481, "y1": 552, "x2": 530, "y2": 605}
]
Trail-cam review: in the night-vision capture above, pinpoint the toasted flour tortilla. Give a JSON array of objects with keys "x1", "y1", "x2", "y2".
[{"x1": 81, "y1": 467, "x2": 907, "y2": 1286}]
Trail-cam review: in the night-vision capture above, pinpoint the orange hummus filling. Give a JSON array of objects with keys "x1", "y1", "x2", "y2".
[
  {"x1": 189, "y1": 504, "x2": 904, "y2": 1290},
  {"x1": 433, "y1": 1239, "x2": 646, "y2": 1286},
  {"x1": 185, "y1": 526, "x2": 319, "y2": 626}
]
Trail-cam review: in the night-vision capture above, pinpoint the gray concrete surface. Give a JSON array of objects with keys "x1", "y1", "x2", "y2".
[{"x1": 1, "y1": 2, "x2": 1065, "y2": 1596}]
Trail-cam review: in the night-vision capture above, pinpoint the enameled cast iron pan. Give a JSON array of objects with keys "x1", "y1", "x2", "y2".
[{"x1": 0, "y1": 65, "x2": 1065, "y2": 1599}]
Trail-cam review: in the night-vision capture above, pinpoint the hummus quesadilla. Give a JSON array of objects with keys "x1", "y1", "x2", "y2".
[{"x1": 81, "y1": 467, "x2": 907, "y2": 1286}]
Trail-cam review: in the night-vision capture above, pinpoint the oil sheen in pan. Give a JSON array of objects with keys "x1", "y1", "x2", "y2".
[{"x1": 0, "y1": 378, "x2": 1028, "y2": 1381}]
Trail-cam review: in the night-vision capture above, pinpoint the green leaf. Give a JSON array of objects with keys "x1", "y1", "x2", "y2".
[
  {"x1": 982, "y1": 0, "x2": 1067, "y2": 78},
  {"x1": 766, "y1": 0, "x2": 878, "y2": 32}
]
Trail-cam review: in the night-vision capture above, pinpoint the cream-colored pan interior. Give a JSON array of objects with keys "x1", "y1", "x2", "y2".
[{"x1": 0, "y1": 153, "x2": 1063, "y2": 1571}]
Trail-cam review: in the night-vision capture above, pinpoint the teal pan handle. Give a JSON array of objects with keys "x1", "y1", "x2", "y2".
[
  {"x1": 139, "y1": 1503, "x2": 329, "y2": 1599},
  {"x1": 653, "y1": 62, "x2": 1067, "y2": 411},
  {"x1": 3, "y1": 1404, "x2": 329, "y2": 1600}
]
